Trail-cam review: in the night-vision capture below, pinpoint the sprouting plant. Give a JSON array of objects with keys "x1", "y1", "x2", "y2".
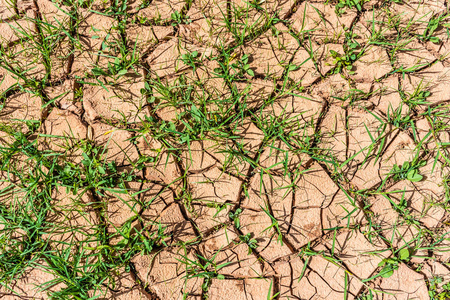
[
  {"x1": 92, "y1": 58, "x2": 127, "y2": 77},
  {"x1": 384, "y1": 190, "x2": 409, "y2": 217},
  {"x1": 417, "y1": 14, "x2": 449, "y2": 44},
  {"x1": 428, "y1": 276, "x2": 450, "y2": 300},
  {"x1": 334, "y1": 0, "x2": 366, "y2": 16},
  {"x1": 212, "y1": 52, "x2": 255, "y2": 83},
  {"x1": 260, "y1": 204, "x2": 283, "y2": 245},
  {"x1": 140, "y1": 81, "x2": 156, "y2": 104},
  {"x1": 404, "y1": 83, "x2": 431, "y2": 109},
  {"x1": 112, "y1": 219, "x2": 168, "y2": 255},
  {"x1": 356, "y1": 290, "x2": 375, "y2": 300},
  {"x1": 376, "y1": 247, "x2": 410, "y2": 278},
  {"x1": 91, "y1": 35, "x2": 140, "y2": 79},
  {"x1": 386, "y1": 104, "x2": 413, "y2": 130},
  {"x1": 238, "y1": 233, "x2": 259, "y2": 254},
  {"x1": 411, "y1": 90, "x2": 431, "y2": 106},
  {"x1": 328, "y1": 29, "x2": 364, "y2": 75},
  {"x1": 178, "y1": 250, "x2": 231, "y2": 292},
  {"x1": 181, "y1": 50, "x2": 200, "y2": 72},
  {"x1": 391, "y1": 160, "x2": 426, "y2": 182},
  {"x1": 329, "y1": 49, "x2": 356, "y2": 74},
  {"x1": 138, "y1": 0, "x2": 152, "y2": 9},
  {"x1": 170, "y1": 10, "x2": 191, "y2": 26},
  {"x1": 232, "y1": 54, "x2": 254, "y2": 77},
  {"x1": 229, "y1": 208, "x2": 243, "y2": 229},
  {"x1": 267, "y1": 280, "x2": 280, "y2": 300}
]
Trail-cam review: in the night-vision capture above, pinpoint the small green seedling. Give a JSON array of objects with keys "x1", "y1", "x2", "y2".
[
  {"x1": 267, "y1": 280, "x2": 280, "y2": 300},
  {"x1": 140, "y1": 81, "x2": 156, "y2": 103},
  {"x1": 239, "y1": 233, "x2": 259, "y2": 254},
  {"x1": 405, "y1": 89, "x2": 431, "y2": 109},
  {"x1": 260, "y1": 204, "x2": 284, "y2": 245},
  {"x1": 418, "y1": 14, "x2": 449, "y2": 44},
  {"x1": 181, "y1": 51, "x2": 200, "y2": 72},
  {"x1": 335, "y1": 0, "x2": 365, "y2": 16},
  {"x1": 428, "y1": 276, "x2": 450, "y2": 300},
  {"x1": 391, "y1": 160, "x2": 426, "y2": 182},
  {"x1": 178, "y1": 250, "x2": 231, "y2": 292},
  {"x1": 386, "y1": 104, "x2": 413, "y2": 130},
  {"x1": 213, "y1": 53, "x2": 255, "y2": 81},
  {"x1": 330, "y1": 50, "x2": 356, "y2": 74},
  {"x1": 377, "y1": 248, "x2": 411, "y2": 278},
  {"x1": 356, "y1": 291, "x2": 375, "y2": 300},
  {"x1": 232, "y1": 54, "x2": 254, "y2": 77},
  {"x1": 171, "y1": 10, "x2": 191, "y2": 26},
  {"x1": 229, "y1": 208, "x2": 242, "y2": 229}
]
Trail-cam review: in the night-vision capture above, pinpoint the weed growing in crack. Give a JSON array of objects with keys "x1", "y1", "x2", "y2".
[
  {"x1": 334, "y1": 0, "x2": 366, "y2": 16},
  {"x1": 178, "y1": 250, "x2": 230, "y2": 293},
  {"x1": 390, "y1": 159, "x2": 426, "y2": 183},
  {"x1": 375, "y1": 247, "x2": 411, "y2": 279},
  {"x1": 417, "y1": 13, "x2": 450, "y2": 44},
  {"x1": 170, "y1": 10, "x2": 191, "y2": 27},
  {"x1": 428, "y1": 276, "x2": 450, "y2": 300},
  {"x1": 238, "y1": 233, "x2": 259, "y2": 254}
]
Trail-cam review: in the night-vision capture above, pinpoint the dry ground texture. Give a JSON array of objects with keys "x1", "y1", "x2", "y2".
[{"x1": 2, "y1": 0, "x2": 450, "y2": 299}]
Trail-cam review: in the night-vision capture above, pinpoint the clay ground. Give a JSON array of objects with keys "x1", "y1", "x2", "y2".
[{"x1": 0, "y1": 0, "x2": 450, "y2": 299}]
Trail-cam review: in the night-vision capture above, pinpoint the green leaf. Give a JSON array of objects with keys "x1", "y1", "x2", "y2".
[
  {"x1": 429, "y1": 35, "x2": 439, "y2": 42},
  {"x1": 378, "y1": 259, "x2": 386, "y2": 267},
  {"x1": 235, "y1": 218, "x2": 240, "y2": 229},
  {"x1": 407, "y1": 169, "x2": 423, "y2": 182},
  {"x1": 116, "y1": 238, "x2": 128, "y2": 249},
  {"x1": 398, "y1": 248, "x2": 410, "y2": 261},
  {"x1": 91, "y1": 67, "x2": 107, "y2": 76},
  {"x1": 107, "y1": 63, "x2": 115, "y2": 74},
  {"x1": 98, "y1": 166, "x2": 106, "y2": 174},
  {"x1": 246, "y1": 68, "x2": 254, "y2": 77},
  {"x1": 191, "y1": 104, "x2": 201, "y2": 121},
  {"x1": 403, "y1": 161, "x2": 410, "y2": 170},
  {"x1": 118, "y1": 69, "x2": 128, "y2": 76},
  {"x1": 241, "y1": 54, "x2": 249, "y2": 64},
  {"x1": 380, "y1": 268, "x2": 394, "y2": 278},
  {"x1": 82, "y1": 152, "x2": 90, "y2": 161}
]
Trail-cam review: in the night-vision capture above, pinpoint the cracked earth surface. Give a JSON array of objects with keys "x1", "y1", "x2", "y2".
[{"x1": 1, "y1": 0, "x2": 450, "y2": 299}]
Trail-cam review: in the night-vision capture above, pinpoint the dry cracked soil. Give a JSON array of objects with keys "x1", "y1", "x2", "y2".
[{"x1": 1, "y1": 0, "x2": 450, "y2": 299}]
